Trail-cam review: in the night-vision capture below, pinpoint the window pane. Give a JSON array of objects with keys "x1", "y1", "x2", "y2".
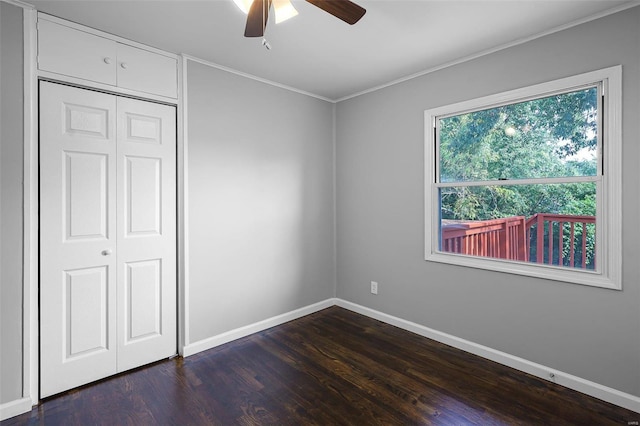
[
  {"x1": 439, "y1": 87, "x2": 598, "y2": 183},
  {"x1": 439, "y1": 183, "x2": 596, "y2": 270}
]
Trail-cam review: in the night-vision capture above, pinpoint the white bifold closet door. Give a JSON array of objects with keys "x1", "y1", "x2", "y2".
[{"x1": 39, "y1": 81, "x2": 176, "y2": 398}]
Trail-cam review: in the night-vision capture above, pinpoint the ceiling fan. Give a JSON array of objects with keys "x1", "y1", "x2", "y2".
[{"x1": 242, "y1": 0, "x2": 366, "y2": 37}]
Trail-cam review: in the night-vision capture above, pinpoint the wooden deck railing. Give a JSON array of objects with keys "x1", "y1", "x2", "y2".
[
  {"x1": 441, "y1": 216, "x2": 527, "y2": 261},
  {"x1": 524, "y1": 213, "x2": 595, "y2": 269},
  {"x1": 441, "y1": 213, "x2": 595, "y2": 269}
]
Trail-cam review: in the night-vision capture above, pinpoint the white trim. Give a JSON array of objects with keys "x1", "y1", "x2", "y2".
[
  {"x1": 332, "y1": 103, "x2": 338, "y2": 297},
  {"x1": 36, "y1": 72, "x2": 178, "y2": 105},
  {"x1": 424, "y1": 66, "x2": 622, "y2": 290},
  {"x1": 182, "y1": 297, "x2": 640, "y2": 413},
  {"x1": 182, "y1": 299, "x2": 336, "y2": 357},
  {"x1": 14, "y1": 293, "x2": 640, "y2": 415},
  {"x1": 26, "y1": 12, "x2": 183, "y2": 402},
  {"x1": 425, "y1": 68, "x2": 618, "y2": 119},
  {"x1": 0, "y1": 0, "x2": 34, "y2": 9},
  {"x1": 178, "y1": 54, "x2": 190, "y2": 354},
  {"x1": 602, "y1": 67, "x2": 623, "y2": 290},
  {"x1": 0, "y1": 397, "x2": 33, "y2": 422},
  {"x1": 334, "y1": 299, "x2": 640, "y2": 414},
  {"x1": 18, "y1": 1, "x2": 638, "y2": 104},
  {"x1": 436, "y1": 175, "x2": 600, "y2": 188},
  {"x1": 335, "y1": 1, "x2": 640, "y2": 103},
  {"x1": 23, "y1": 6, "x2": 39, "y2": 406},
  {"x1": 182, "y1": 54, "x2": 334, "y2": 104}
]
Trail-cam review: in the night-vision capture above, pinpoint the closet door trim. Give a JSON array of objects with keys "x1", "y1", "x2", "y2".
[{"x1": 22, "y1": 9, "x2": 185, "y2": 408}]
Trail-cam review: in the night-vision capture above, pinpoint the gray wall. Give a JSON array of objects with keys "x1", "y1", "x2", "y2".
[
  {"x1": 2, "y1": 1, "x2": 639, "y2": 410},
  {"x1": 186, "y1": 61, "x2": 335, "y2": 343},
  {"x1": 0, "y1": 2, "x2": 24, "y2": 404},
  {"x1": 336, "y1": 7, "x2": 640, "y2": 396}
]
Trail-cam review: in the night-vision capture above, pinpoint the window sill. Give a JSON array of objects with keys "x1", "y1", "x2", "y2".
[{"x1": 425, "y1": 251, "x2": 621, "y2": 290}]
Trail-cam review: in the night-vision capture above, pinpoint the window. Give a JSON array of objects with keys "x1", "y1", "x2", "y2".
[{"x1": 424, "y1": 66, "x2": 621, "y2": 289}]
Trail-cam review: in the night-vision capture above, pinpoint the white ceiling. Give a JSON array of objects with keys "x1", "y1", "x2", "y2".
[{"x1": 29, "y1": 0, "x2": 638, "y2": 101}]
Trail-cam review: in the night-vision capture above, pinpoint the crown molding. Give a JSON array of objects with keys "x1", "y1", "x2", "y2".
[{"x1": 335, "y1": 1, "x2": 640, "y2": 102}]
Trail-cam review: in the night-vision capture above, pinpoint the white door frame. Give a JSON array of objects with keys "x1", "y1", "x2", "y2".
[{"x1": 21, "y1": 8, "x2": 189, "y2": 406}]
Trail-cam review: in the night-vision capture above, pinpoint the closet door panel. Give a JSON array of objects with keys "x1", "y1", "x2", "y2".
[
  {"x1": 116, "y1": 97, "x2": 177, "y2": 372},
  {"x1": 125, "y1": 259, "x2": 162, "y2": 342},
  {"x1": 64, "y1": 266, "x2": 110, "y2": 356},
  {"x1": 125, "y1": 156, "x2": 162, "y2": 235},
  {"x1": 40, "y1": 82, "x2": 118, "y2": 398},
  {"x1": 63, "y1": 152, "x2": 109, "y2": 240}
]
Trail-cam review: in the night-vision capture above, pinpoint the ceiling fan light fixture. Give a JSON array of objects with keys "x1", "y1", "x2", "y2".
[
  {"x1": 233, "y1": 0, "x2": 254, "y2": 14},
  {"x1": 242, "y1": 0, "x2": 365, "y2": 38},
  {"x1": 273, "y1": 0, "x2": 298, "y2": 23},
  {"x1": 234, "y1": 0, "x2": 297, "y2": 24}
]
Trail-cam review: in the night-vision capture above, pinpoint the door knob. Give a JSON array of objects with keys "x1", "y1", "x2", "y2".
[
  {"x1": 101, "y1": 249, "x2": 112, "y2": 256},
  {"x1": 103, "y1": 57, "x2": 112, "y2": 64},
  {"x1": 120, "y1": 62, "x2": 128, "y2": 69}
]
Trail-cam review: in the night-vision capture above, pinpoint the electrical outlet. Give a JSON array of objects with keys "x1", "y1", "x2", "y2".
[{"x1": 370, "y1": 281, "x2": 378, "y2": 295}]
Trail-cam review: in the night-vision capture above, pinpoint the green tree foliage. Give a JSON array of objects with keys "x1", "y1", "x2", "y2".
[{"x1": 438, "y1": 87, "x2": 598, "y2": 268}]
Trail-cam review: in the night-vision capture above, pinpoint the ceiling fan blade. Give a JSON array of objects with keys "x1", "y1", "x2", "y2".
[
  {"x1": 245, "y1": 0, "x2": 272, "y2": 37},
  {"x1": 305, "y1": 0, "x2": 366, "y2": 25}
]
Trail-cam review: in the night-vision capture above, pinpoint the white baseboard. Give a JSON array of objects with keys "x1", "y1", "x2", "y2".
[
  {"x1": 0, "y1": 397, "x2": 32, "y2": 421},
  {"x1": 7, "y1": 297, "x2": 639, "y2": 418},
  {"x1": 168, "y1": 296, "x2": 640, "y2": 413},
  {"x1": 334, "y1": 298, "x2": 640, "y2": 414},
  {"x1": 182, "y1": 298, "x2": 336, "y2": 357}
]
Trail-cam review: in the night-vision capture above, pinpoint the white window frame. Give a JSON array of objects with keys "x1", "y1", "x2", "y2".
[{"x1": 424, "y1": 66, "x2": 622, "y2": 290}]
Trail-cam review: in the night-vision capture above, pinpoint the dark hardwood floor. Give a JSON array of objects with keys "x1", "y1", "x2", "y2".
[{"x1": 4, "y1": 306, "x2": 638, "y2": 425}]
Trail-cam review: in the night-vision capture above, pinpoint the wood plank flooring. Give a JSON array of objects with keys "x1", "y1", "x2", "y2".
[{"x1": 4, "y1": 306, "x2": 638, "y2": 425}]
